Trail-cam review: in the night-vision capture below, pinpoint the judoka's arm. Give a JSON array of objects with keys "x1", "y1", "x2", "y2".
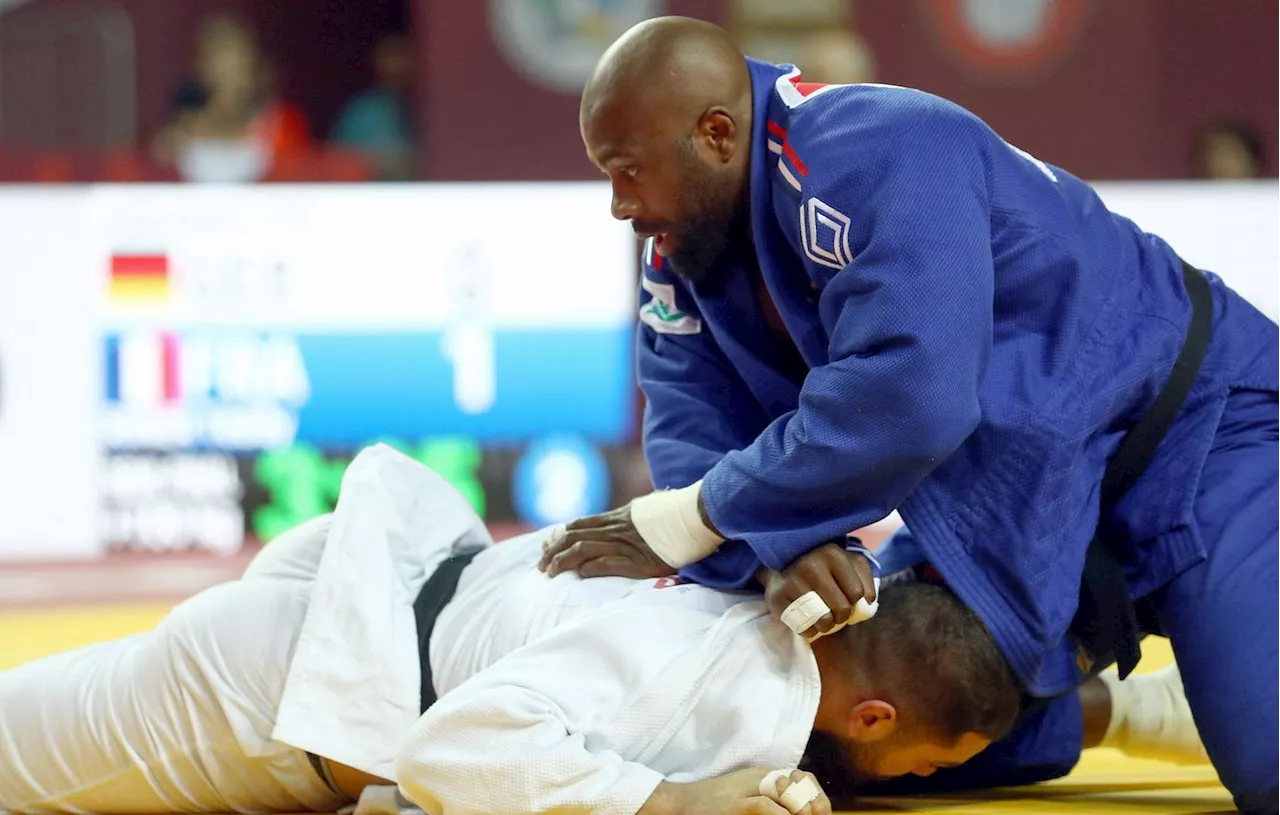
[
  {"x1": 701, "y1": 109, "x2": 995, "y2": 569},
  {"x1": 394, "y1": 611, "x2": 816, "y2": 815},
  {"x1": 637, "y1": 254, "x2": 771, "y2": 492},
  {"x1": 540, "y1": 256, "x2": 771, "y2": 578}
]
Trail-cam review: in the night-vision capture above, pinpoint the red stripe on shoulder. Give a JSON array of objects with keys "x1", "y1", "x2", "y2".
[
  {"x1": 782, "y1": 141, "x2": 809, "y2": 177},
  {"x1": 788, "y1": 74, "x2": 830, "y2": 98}
]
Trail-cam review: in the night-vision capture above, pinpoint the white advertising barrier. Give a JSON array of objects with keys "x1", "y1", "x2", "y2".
[
  {"x1": 0, "y1": 190, "x2": 102, "y2": 558},
  {"x1": 1094, "y1": 181, "x2": 1279, "y2": 322},
  {"x1": 87, "y1": 183, "x2": 636, "y2": 329},
  {"x1": 0, "y1": 180, "x2": 1275, "y2": 561}
]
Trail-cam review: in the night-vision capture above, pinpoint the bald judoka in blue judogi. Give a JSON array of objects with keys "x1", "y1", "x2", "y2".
[{"x1": 635, "y1": 58, "x2": 1277, "y2": 811}]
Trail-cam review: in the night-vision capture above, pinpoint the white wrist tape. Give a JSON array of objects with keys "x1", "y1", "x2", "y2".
[
  {"x1": 757, "y1": 770, "x2": 821, "y2": 813},
  {"x1": 781, "y1": 577, "x2": 881, "y2": 640},
  {"x1": 628, "y1": 481, "x2": 723, "y2": 569}
]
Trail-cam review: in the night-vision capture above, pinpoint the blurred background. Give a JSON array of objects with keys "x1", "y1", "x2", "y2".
[{"x1": 0, "y1": 0, "x2": 1275, "y2": 609}]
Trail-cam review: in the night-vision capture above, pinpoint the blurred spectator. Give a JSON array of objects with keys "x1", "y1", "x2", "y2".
[
  {"x1": 1193, "y1": 120, "x2": 1266, "y2": 180},
  {"x1": 331, "y1": 33, "x2": 417, "y2": 181},
  {"x1": 151, "y1": 13, "x2": 311, "y2": 182}
]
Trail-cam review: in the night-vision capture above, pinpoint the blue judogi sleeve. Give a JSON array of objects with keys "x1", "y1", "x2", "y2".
[
  {"x1": 700, "y1": 105, "x2": 994, "y2": 576},
  {"x1": 637, "y1": 254, "x2": 772, "y2": 491}
]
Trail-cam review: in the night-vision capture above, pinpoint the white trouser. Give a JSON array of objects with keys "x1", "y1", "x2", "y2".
[{"x1": 0, "y1": 518, "x2": 345, "y2": 814}]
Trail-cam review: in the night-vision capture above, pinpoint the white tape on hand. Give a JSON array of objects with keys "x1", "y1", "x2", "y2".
[
  {"x1": 781, "y1": 591, "x2": 831, "y2": 635},
  {"x1": 628, "y1": 481, "x2": 723, "y2": 569},
  {"x1": 758, "y1": 769, "x2": 789, "y2": 798},
  {"x1": 849, "y1": 576, "x2": 881, "y2": 626},
  {"x1": 784, "y1": 577, "x2": 882, "y2": 642},
  {"x1": 779, "y1": 776, "x2": 821, "y2": 813},
  {"x1": 760, "y1": 770, "x2": 821, "y2": 814},
  {"x1": 542, "y1": 524, "x2": 566, "y2": 552}
]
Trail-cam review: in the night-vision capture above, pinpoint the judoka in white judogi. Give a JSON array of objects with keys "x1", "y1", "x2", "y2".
[{"x1": 0, "y1": 445, "x2": 1026, "y2": 815}]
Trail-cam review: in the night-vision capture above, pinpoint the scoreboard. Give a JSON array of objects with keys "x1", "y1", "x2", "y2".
[{"x1": 0, "y1": 184, "x2": 640, "y2": 558}]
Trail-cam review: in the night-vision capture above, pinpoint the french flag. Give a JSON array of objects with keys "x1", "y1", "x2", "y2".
[{"x1": 104, "y1": 332, "x2": 182, "y2": 405}]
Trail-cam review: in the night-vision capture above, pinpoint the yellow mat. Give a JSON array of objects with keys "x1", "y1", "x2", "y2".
[{"x1": 0, "y1": 605, "x2": 1232, "y2": 814}]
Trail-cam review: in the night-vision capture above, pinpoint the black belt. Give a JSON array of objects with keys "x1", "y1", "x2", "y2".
[
  {"x1": 1070, "y1": 259, "x2": 1213, "y2": 682},
  {"x1": 305, "y1": 545, "x2": 484, "y2": 793},
  {"x1": 414, "y1": 546, "x2": 484, "y2": 712}
]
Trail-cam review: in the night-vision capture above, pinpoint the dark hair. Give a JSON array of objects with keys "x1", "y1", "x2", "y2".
[{"x1": 847, "y1": 581, "x2": 1021, "y2": 743}]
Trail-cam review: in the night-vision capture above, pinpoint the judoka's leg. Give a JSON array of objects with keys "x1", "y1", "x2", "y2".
[
  {"x1": 0, "y1": 579, "x2": 342, "y2": 814},
  {"x1": 1154, "y1": 387, "x2": 1278, "y2": 815}
]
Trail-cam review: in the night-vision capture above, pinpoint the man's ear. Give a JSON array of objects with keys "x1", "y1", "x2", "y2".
[
  {"x1": 847, "y1": 700, "x2": 897, "y2": 743},
  {"x1": 697, "y1": 108, "x2": 738, "y2": 162}
]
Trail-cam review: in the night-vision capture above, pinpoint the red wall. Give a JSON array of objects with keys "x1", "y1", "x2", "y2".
[
  {"x1": 5, "y1": 0, "x2": 1274, "y2": 179},
  {"x1": 413, "y1": 0, "x2": 1277, "y2": 181},
  {"x1": 415, "y1": 0, "x2": 725, "y2": 181},
  {"x1": 1153, "y1": 1, "x2": 1278, "y2": 176}
]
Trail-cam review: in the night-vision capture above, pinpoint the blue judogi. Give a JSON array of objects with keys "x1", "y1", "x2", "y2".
[{"x1": 636, "y1": 58, "x2": 1278, "y2": 810}]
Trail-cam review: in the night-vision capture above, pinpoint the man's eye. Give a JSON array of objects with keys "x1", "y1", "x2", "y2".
[{"x1": 622, "y1": 167, "x2": 640, "y2": 179}]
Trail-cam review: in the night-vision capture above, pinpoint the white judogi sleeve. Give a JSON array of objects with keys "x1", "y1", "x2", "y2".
[
  {"x1": 272, "y1": 444, "x2": 493, "y2": 780},
  {"x1": 396, "y1": 601, "x2": 820, "y2": 815}
]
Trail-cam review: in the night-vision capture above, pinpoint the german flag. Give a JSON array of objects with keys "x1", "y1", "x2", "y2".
[{"x1": 109, "y1": 254, "x2": 170, "y2": 301}]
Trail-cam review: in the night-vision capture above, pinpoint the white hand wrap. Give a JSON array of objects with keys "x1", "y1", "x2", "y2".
[
  {"x1": 758, "y1": 770, "x2": 821, "y2": 813},
  {"x1": 627, "y1": 481, "x2": 723, "y2": 569},
  {"x1": 758, "y1": 770, "x2": 789, "y2": 797},
  {"x1": 542, "y1": 524, "x2": 566, "y2": 551},
  {"x1": 781, "y1": 577, "x2": 881, "y2": 640},
  {"x1": 780, "y1": 591, "x2": 832, "y2": 635}
]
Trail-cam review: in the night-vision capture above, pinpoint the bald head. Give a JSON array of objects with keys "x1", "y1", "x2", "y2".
[
  {"x1": 582, "y1": 16, "x2": 750, "y2": 131},
  {"x1": 581, "y1": 17, "x2": 755, "y2": 285}
]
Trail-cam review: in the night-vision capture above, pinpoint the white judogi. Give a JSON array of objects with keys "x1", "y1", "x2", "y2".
[
  {"x1": 0, "y1": 445, "x2": 821, "y2": 815},
  {"x1": 0, "y1": 532, "x2": 345, "y2": 814},
  {"x1": 407, "y1": 517, "x2": 821, "y2": 815}
]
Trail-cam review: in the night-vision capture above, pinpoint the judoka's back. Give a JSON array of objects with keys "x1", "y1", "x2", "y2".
[{"x1": 428, "y1": 530, "x2": 756, "y2": 698}]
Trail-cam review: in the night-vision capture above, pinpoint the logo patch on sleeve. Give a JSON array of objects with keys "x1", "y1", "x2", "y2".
[
  {"x1": 640, "y1": 277, "x2": 702, "y2": 335},
  {"x1": 799, "y1": 196, "x2": 854, "y2": 271}
]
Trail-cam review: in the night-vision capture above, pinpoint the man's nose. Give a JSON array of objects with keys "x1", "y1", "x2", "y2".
[{"x1": 610, "y1": 191, "x2": 641, "y2": 221}]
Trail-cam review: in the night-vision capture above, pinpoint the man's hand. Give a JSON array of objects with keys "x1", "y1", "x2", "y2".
[
  {"x1": 537, "y1": 504, "x2": 676, "y2": 579},
  {"x1": 757, "y1": 543, "x2": 878, "y2": 640},
  {"x1": 639, "y1": 768, "x2": 831, "y2": 815}
]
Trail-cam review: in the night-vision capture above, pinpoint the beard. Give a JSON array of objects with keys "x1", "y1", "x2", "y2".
[
  {"x1": 796, "y1": 730, "x2": 883, "y2": 801},
  {"x1": 662, "y1": 141, "x2": 749, "y2": 287},
  {"x1": 841, "y1": 738, "x2": 885, "y2": 784}
]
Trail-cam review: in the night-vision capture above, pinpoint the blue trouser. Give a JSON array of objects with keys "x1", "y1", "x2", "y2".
[{"x1": 864, "y1": 388, "x2": 1278, "y2": 814}]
